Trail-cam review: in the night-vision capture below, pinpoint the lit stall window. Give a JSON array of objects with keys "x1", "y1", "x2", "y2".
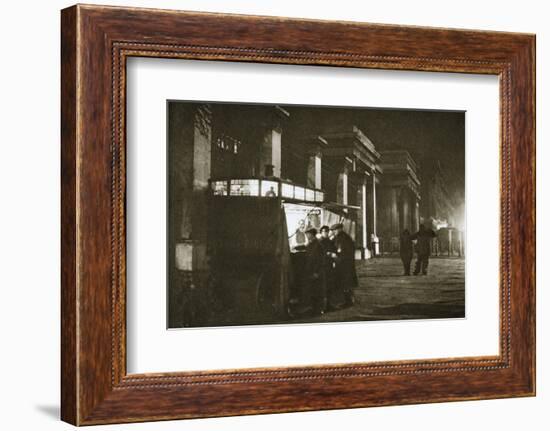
[
  {"x1": 230, "y1": 179, "x2": 260, "y2": 196},
  {"x1": 294, "y1": 186, "x2": 305, "y2": 200},
  {"x1": 211, "y1": 180, "x2": 228, "y2": 196},
  {"x1": 261, "y1": 180, "x2": 279, "y2": 197},
  {"x1": 315, "y1": 190, "x2": 325, "y2": 202},
  {"x1": 305, "y1": 188, "x2": 315, "y2": 202},
  {"x1": 281, "y1": 183, "x2": 294, "y2": 199}
]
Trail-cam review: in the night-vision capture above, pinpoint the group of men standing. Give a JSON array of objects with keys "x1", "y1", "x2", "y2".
[
  {"x1": 297, "y1": 221, "x2": 437, "y2": 316},
  {"x1": 302, "y1": 223, "x2": 358, "y2": 315}
]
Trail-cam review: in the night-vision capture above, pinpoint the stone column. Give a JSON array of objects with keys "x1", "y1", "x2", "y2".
[
  {"x1": 335, "y1": 158, "x2": 352, "y2": 206},
  {"x1": 371, "y1": 169, "x2": 377, "y2": 236},
  {"x1": 398, "y1": 189, "x2": 404, "y2": 233},
  {"x1": 337, "y1": 171, "x2": 348, "y2": 205},
  {"x1": 390, "y1": 187, "x2": 399, "y2": 238},
  {"x1": 370, "y1": 169, "x2": 379, "y2": 255},
  {"x1": 258, "y1": 106, "x2": 289, "y2": 178},
  {"x1": 412, "y1": 198, "x2": 420, "y2": 232},
  {"x1": 305, "y1": 136, "x2": 327, "y2": 190},
  {"x1": 349, "y1": 170, "x2": 369, "y2": 258},
  {"x1": 402, "y1": 188, "x2": 411, "y2": 232},
  {"x1": 361, "y1": 180, "x2": 368, "y2": 254},
  {"x1": 168, "y1": 102, "x2": 212, "y2": 327},
  {"x1": 307, "y1": 154, "x2": 321, "y2": 189}
]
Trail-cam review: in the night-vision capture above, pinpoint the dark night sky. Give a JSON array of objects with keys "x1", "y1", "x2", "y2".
[{"x1": 284, "y1": 105, "x2": 465, "y2": 202}]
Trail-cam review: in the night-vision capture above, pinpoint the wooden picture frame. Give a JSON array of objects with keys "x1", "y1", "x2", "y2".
[{"x1": 61, "y1": 4, "x2": 535, "y2": 425}]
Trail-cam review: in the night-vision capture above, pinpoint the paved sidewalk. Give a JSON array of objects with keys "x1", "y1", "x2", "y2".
[{"x1": 293, "y1": 256, "x2": 465, "y2": 323}]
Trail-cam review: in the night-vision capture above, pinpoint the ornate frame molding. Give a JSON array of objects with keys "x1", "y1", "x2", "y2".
[{"x1": 61, "y1": 5, "x2": 534, "y2": 425}]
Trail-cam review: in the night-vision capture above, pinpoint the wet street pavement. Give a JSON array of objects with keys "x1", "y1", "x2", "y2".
[{"x1": 292, "y1": 256, "x2": 465, "y2": 323}]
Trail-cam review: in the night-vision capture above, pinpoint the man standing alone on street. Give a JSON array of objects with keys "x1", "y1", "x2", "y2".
[
  {"x1": 411, "y1": 223, "x2": 437, "y2": 275},
  {"x1": 399, "y1": 229, "x2": 413, "y2": 275},
  {"x1": 329, "y1": 223, "x2": 358, "y2": 307}
]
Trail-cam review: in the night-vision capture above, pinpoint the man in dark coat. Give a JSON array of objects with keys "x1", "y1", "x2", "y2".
[
  {"x1": 319, "y1": 225, "x2": 337, "y2": 310},
  {"x1": 330, "y1": 223, "x2": 358, "y2": 307},
  {"x1": 411, "y1": 224, "x2": 437, "y2": 275},
  {"x1": 304, "y1": 228, "x2": 327, "y2": 314},
  {"x1": 399, "y1": 229, "x2": 414, "y2": 275}
]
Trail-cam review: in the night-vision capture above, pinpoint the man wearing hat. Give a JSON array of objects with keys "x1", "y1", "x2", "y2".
[
  {"x1": 411, "y1": 223, "x2": 437, "y2": 275},
  {"x1": 304, "y1": 227, "x2": 327, "y2": 315},
  {"x1": 329, "y1": 223, "x2": 358, "y2": 307},
  {"x1": 319, "y1": 225, "x2": 338, "y2": 310}
]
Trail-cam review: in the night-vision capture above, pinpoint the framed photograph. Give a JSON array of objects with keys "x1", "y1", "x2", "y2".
[{"x1": 61, "y1": 4, "x2": 535, "y2": 425}]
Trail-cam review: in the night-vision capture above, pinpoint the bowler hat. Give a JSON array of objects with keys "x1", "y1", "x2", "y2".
[{"x1": 305, "y1": 227, "x2": 318, "y2": 235}]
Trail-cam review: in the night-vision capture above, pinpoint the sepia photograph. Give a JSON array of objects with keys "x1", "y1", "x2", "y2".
[{"x1": 167, "y1": 101, "x2": 466, "y2": 328}]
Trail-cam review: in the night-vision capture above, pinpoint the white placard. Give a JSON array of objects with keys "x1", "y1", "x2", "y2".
[{"x1": 127, "y1": 58, "x2": 499, "y2": 374}]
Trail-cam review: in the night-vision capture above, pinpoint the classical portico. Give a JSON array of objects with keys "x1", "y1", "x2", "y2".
[
  {"x1": 321, "y1": 126, "x2": 382, "y2": 258},
  {"x1": 378, "y1": 150, "x2": 421, "y2": 253}
]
